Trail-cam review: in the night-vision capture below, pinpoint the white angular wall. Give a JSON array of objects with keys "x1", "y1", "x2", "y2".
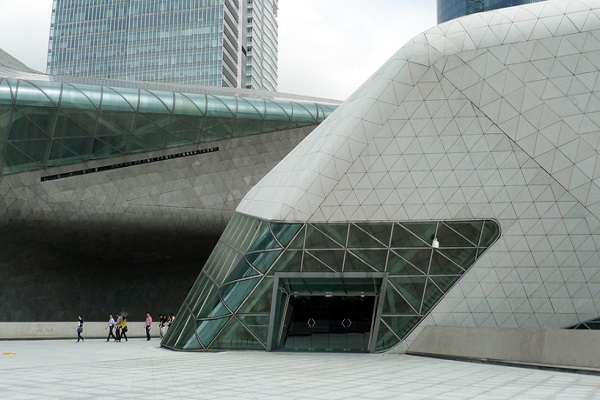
[{"x1": 238, "y1": 0, "x2": 600, "y2": 332}]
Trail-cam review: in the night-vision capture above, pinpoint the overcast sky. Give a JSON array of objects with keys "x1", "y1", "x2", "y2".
[{"x1": 0, "y1": 0, "x2": 437, "y2": 101}]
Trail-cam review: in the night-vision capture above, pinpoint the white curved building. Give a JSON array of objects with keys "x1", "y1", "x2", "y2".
[{"x1": 164, "y1": 0, "x2": 600, "y2": 360}]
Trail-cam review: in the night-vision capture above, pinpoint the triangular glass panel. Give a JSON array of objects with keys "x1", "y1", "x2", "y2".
[
  {"x1": 188, "y1": 278, "x2": 221, "y2": 318},
  {"x1": 429, "y1": 275, "x2": 460, "y2": 293},
  {"x1": 223, "y1": 258, "x2": 260, "y2": 284},
  {"x1": 162, "y1": 313, "x2": 199, "y2": 349},
  {"x1": 390, "y1": 223, "x2": 431, "y2": 247},
  {"x1": 349, "y1": 249, "x2": 388, "y2": 272},
  {"x1": 442, "y1": 221, "x2": 483, "y2": 246},
  {"x1": 421, "y1": 279, "x2": 444, "y2": 313},
  {"x1": 355, "y1": 223, "x2": 392, "y2": 247},
  {"x1": 0, "y1": 107, "x2": 12, "y2": 137},
  {"x1": 435, "y1": 223, "x2": 477, "y2": 247},
  {"x1": 397, "y1": 222, "x2": 437, "y2": 244},
  {"x1": 248, "y1": 227, "x2": 281, "y2": 251},
  {"x1": 97, "y1": 111, "x2": 134, "y2": 133},
  {"x1": 395, "y1": 248, "x2": 432, "y2": 274},
  {"x1": 375, "y1": 319, "x2": 400, "y2": 352},
  {"x1": 9, "y1": 108, "x2": 54, "y2": 140},
  {"x1": 270, "y1": 223, "x2": 303, "y2": 247},
  {"x1": 238, "y1": 278, "x2": 274, "y2": 314},
  {"x1": 57, "y1": 109, "x2": 97, "y2": 134},
  {"x1": 165, "y1": 131, "x2": 196, "y2": 148},
  {"x1": 2, "y1": 143, "x2": 40, "y2": 173},
  {"x1": 132, "y1": 113, "x2": 168, "y2": 133},
  {"x1": 203, "y1": 117, "x2": 235, "y2": 137},
  {"x1": 129, "y1": 133, "x2": 166, "y2": 153},
  {"x1": 388, "y1": 276, "x2": 427, "y2": 313},
  {"x1": 220, "y1": 277, "x2": 261, "y2": 311},
  {"x1": 307, "y1": 250, "x2": 345, "y2": 272},
  {"x1": 287, "y1": 227, "x2": 306, "y2": 249},
  {"x1": 195, "y1": 317, "x2": 230, "y2": 349},
  {"x1": 348, "y1": 224, "x2": 385, "y2": 248},
  {"x1": 246, "y1": 250, "x2": 281, "y2": 273},
  {"x1": 11, "y1": 139, "x2": 50, "y2": 164},
  {"x1": 438, "y1": 248, "x2": 477, "y2": 270},
  {"x1": 302, "y1": 251, "x2": 336, "y2": 272},
  {"x1": 271, "y1": 250, "x2": 303, "y2": 273},
  {"x1": 47, "y1": 138, "x2": 91, "y2": 166},
  {"x1": 238, "y1": 315, "x2": 270, "y2": 345},
  {"x1": 54, "y1": 112, "x2": 92, "y2": 139},
  {"x1": 210, "y1": 317, "x2": 266, "y2": 350},
  {"x1": 312, "y1": 223, "x2": 348, "y2": 247},
  {"x1": 381, "y1": 316, "x2": 422, "y2": 341},
  {"x1": 387, "y1": 251, "x2": 426, "y2": 275},
  {"x1": 429, "y1": 251, "x2": 465, "y2": 275},
  {"x1": 90, "y1": 136, "x2": 128, "y2": 159},
  {"x1": 305, "y1": 225, "x2": 344, "y2": 249},
  {"x1": 234, "y1": 119, "x2": 267, "y2": 135},
  {"x1": 344, "y1": 251, "x2": 378, "y2": 272},
  {"x1": 171, "y1": 115, "x2": 205, "y2": 132},
  {"x1": 382, "y1": 284, "x2": 418, "y2": 315}
]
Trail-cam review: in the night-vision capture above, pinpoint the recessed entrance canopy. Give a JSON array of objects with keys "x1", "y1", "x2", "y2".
[{"x1": 267, "y1": 272, "x2": 387, "y2": 352}]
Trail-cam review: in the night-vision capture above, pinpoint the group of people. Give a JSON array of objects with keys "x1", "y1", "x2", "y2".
[
  {"x1": 158, "y1": 313, "x2": 175, "y2": 339},
  {"x1": 106, "y1": 313, "x2": 128, "y2": 342},
  {"x1": 75, "y1": 312, "x2": 175, "y2": 342}
]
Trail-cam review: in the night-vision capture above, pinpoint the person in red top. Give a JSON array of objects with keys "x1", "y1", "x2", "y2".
[{"x1": 145, "y1": 312, "x2": 152, "y2": 341}]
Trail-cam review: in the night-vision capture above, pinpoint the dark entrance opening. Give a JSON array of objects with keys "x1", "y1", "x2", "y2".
[{"x1": 281, "y1": 295, "x2": 375, "y2": 352}]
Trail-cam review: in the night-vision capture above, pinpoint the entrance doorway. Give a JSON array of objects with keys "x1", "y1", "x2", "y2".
[
  {"x1": 281, "y1": 295, "x2": 375, "y2": 352},
  {"x1": 267, "y1": 272, "x2": 387, "y2": 353}
]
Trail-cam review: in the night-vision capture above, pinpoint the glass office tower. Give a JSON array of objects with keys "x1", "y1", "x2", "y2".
[
  {"x1": 437, "y1": 0, "x2": 544, "y2": 23},
  {"x1": 47, "y1": 0, "x2": 276, "y2": 89},
  {"x1": 245, "y1": 0, "x2": 278, "y2": 91}
]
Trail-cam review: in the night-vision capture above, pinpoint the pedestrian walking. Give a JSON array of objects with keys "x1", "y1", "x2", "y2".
[
  {"x1": 145, "y1": 312, "x2": 152, "y2": 341},
  {"x1": 114, "y1": 313, "x2": 123, "y2": 342},
  {"x1": 120, "y1": 316, "x2": 128, "y2": 342},
  {"x1": 76, "y1": 315, "x2": 84, "y2": 342},
  {"x1": 106, "y1": 314, "x2": 117, "y2": 341}
]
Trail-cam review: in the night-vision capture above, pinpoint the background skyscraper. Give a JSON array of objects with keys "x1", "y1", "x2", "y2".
[
  {"x1": 245, "y1": 0, "x2": 278, "y2": 91},
  {"x1": 47, "y1": 0, "x2": 278, "y2": 90},
  {"x1": 437, "y1": 0, "x2": 545, "y2": 23}
]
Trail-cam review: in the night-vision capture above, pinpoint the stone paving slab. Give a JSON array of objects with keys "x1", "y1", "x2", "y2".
[{"x1": 1, "y1": 339, "x2": 599, "y2": 399}]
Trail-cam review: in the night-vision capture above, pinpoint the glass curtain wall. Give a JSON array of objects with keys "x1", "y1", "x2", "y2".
[
  {"x1": 163, "y1": 213, "x2": 500, "y2": 352},
  {"x1": 0, "y1": 78, "x2": 336, "y2": 175},
  {"x1": 48, "y1": 0, "x2": 239, "y2": 87}
]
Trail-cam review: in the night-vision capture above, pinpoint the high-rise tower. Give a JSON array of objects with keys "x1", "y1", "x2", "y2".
[
  {"x1": 245, "y1": 0, "x2": 278, "y2": 91},
  {"x1": 47, "y1": 0, "x2": 277, "y2": 89}
]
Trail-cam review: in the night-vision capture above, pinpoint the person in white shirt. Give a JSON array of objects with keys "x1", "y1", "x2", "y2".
[{"x1": 106, "y1": 314, "x2": 117, "y2": 342}]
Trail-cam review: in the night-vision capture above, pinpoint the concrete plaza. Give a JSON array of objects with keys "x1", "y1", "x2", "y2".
[{"x1": 0, "y1": 339, "x2": 599, "y2": 399}]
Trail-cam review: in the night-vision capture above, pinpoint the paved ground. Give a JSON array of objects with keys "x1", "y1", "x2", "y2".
[{"x1": 0, "y1": 339, "x2": 599, "y2": 399}]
